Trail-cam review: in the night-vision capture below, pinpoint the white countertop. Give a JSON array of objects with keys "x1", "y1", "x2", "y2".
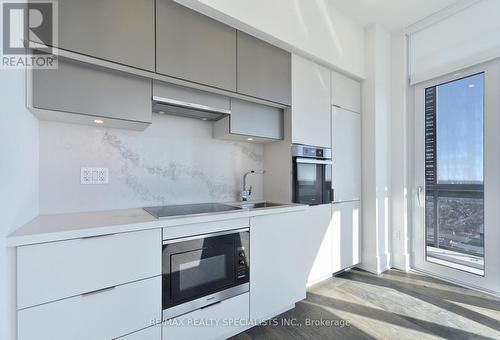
[{"x1": 7, "y1": 202, "x2": 307, "y2": 247}]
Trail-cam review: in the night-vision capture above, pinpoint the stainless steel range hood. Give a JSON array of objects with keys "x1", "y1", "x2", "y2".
[{"x1": 152, "y1": 96, "x2": 231, "y2": 121}]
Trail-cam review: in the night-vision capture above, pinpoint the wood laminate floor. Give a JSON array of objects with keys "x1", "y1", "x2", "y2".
[{"x1": 232, "y1": 269, "x2": 500, "y2": 340}]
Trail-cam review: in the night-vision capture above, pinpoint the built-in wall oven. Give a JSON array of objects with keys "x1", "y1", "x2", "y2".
[
  {"x1": 292, "y1": 144, "x2": 333, "y2": 205},
  {"x1": 162, "y1": 228, "x2": 249, "y2": 320}
]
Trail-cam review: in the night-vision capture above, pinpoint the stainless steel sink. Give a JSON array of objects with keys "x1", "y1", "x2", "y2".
[{"x1": 234, "y1": 201, "x2": 286, "y2": 209}]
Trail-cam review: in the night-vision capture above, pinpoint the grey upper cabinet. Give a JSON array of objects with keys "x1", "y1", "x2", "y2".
[
  {"x1": 214, "y1": 99, "x2": 283, "y2": 142},
  {"x1": 156, "y1": 0, "x2": 237, "y2": 91},
  {"x1": 57, "y1": 0, "x2": 155, "y2": 71},
  {"x1": 236, "y1": 32, "x2": 291, "y2": 105},
  {"x1": 331, "y1": 70, "x2": 361, "y2": 113},
  {"x1": 31, "y1": 58, "x2": 152, "y2": 126}
]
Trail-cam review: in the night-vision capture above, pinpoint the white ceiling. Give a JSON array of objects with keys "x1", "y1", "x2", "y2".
[{"x1": 328, "y1": 0, "x2": 459, "y2": 31}]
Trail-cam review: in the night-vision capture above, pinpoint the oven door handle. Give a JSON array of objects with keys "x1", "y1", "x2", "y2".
[
  {"x1": 163, "y1": 227, "x2": 249, "y2": 244},
  {"x1": 295, "y1": 158, "x2": 333, "y2": 165}
]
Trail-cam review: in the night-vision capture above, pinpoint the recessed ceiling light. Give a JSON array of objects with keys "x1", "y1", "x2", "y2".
[
  {"x1": 94, "y1": 119, "x2": 104, "y2": 124},
  {"x1": 247, "y1": 138, "x2": 253, "y2": 141},
  {"x1": 201, "y1": 118, "x2": 208, "y2": 121},
  {"x1": 468, "y1": 84, "x2": 475, "y2": 88},
  {"x1": 158, "y1": 111, "x2": 165, "y2": 114}
]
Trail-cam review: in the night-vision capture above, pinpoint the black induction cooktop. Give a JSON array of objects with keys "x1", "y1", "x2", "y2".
[{"x1": 143, "y1": 203, "x2": 241, "y2": 219}]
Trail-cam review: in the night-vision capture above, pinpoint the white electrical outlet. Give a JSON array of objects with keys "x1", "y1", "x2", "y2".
[{"x1": 81, "y1": 167, "x2": 109, "y2": 185}]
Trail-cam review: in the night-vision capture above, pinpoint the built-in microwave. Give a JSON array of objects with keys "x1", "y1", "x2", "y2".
[
  {"x1": 162, "y1": 228, "x2": 249, "y2": 320},
  {"x1": 292, "y1": 144, "x2": 333, "y2": 205}
]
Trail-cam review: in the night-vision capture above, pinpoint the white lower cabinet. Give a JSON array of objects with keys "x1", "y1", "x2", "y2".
[
  {"x1": 250, "y1": 211, "x2": 308, "y2": 321},
  {"x1": 306, "y1": 204, "x2": 334, "y2": 284},
  {"x1": 117, "y1": 326, "x2": 161, "y2": 340},
  {"x1": 162, "y1": 292, "x2": 249, "y2": 340},
  {"x1": 17, "y1": 229, "x2": 161, "y2": 309},
  {"x1": 332, "y1": 201, "x2": 361, "y2": 273},
  {"x1": 18, "y1": 276, "x2": 161, "y2": 340}
]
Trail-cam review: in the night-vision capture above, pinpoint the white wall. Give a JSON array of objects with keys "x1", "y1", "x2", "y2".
[
  {"x1": 0, "y1": 71, "x2": 39, "y2": 340},
  {"x1": 360, "y1": 24, "x2": 392, "y2": 274},
  {"x1": 177, "y1": 0, "x2": 365, "y2": 79},
  {"x1": 39, "y1": 115, "x2": 264, "y2": 214},
  {"x1": 410, "y1": 0, "x2": 500, "y2": 84}
]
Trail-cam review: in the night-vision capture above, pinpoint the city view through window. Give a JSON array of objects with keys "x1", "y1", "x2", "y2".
[{"x1": 424, "y1": 73, "x2": 485, "y2": 275}]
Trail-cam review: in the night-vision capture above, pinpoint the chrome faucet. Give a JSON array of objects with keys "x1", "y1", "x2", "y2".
[{"x1": 241, "y1": 170, "x2": 265, "y2": 201}]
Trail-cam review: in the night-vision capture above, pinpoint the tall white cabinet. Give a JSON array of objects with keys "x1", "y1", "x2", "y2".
[
  {"x1": 291, "y1": 54, "x2": 331, "y2": 148},
  {"x1": 331, "y1": 70, "x2": 362, "y2": 273},
  {"x1": 268, "y1": 61, "x2": 363, "y2": 286},
  {"x1": 332, "y1": 107, "x2": 361, "y2": 202}
]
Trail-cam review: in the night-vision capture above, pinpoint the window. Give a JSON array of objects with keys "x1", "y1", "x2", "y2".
[{"x1": 424, "y1": 73, "x2": 484, "y2": 276}]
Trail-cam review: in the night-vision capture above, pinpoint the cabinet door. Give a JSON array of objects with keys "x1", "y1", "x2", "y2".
[
  {"x1": 332, "y1": 107, "x2": 361, "y2": 202},
  {"x1": 332, "y1": 201, "x2": 361, "y2": 273},
  {"x1": 163, "y1": 293, "x2": 249, "y2": 340},
  {"x1": 57, "y1": 0, "x2": 155, "y2": 71},
  {"x1": 306, "y1": 204, "x2": 333, "y2": 284},
  {"x1": 32, "y1": 58, "x2": 152, "y2": 124},
  {"x1": 156, "y1": 0, "x2": 236, "y2": 91},
  {"x1": 331, "y1": 70, "x2": 361, "y2": 113},
  {"x1": 237, "y1": 31, "x2": 291, "y2": 105},
  {"x1": 291, "y1": 55, "x2": 331, "y2": 147},
  {"x1": 250, "y1": 211, "x2": 308, "y2": 321},
  {"x1": 214, "y1": 99, "x2": 284, "y2": 141}
]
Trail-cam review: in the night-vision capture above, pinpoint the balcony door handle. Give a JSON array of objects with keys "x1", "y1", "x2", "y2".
[{"x1": 417, "y1": 186, "x2": 424, "y2": 207}]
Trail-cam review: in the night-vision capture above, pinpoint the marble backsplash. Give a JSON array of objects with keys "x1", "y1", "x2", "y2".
[{"x1": 39, "y1": 114, "x2": 264, "y2": 214}]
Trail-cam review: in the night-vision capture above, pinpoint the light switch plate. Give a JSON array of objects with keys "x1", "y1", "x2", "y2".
[{"x1": 81, "y1": 167, "x2": 109, "y2": 185}]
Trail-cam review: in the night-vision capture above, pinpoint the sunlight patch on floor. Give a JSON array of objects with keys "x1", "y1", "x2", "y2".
[
  {"x1": 446, "y1": 299, "x2": 500, "y2": 322},
  {"x1": 302, "y1": 300, "x2": 441, "y2": 340},
  {"x1": 316, "y1": 273, "x2": 500, "y2": 338}
]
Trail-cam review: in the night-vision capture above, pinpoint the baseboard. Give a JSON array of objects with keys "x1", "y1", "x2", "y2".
[
  {"x1": 356, "y1": 263, "x2": 380, "y2": 274},
  {"x1": 306, "y1": 275, "x2": 333, "y2": 287},
  {"x1": 358, "y1": 253, "x2": 391, "y2": 274},
  {"x1": 392, "y1": 252, "x2": 411, "y2": 271},
  {"x1": 378, "y1": 252, "x2": 392, "y2": 272}
]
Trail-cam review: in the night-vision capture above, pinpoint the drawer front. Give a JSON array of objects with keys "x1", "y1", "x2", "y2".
[
  {"x1": 18, "y1": 229, "x2": 161, "y2": 309},
  {"x1": 18, "y1": 277, "x2": 161, "y2": 340},
  {"x1": 117, "y1": 326, "x2": 161, "y2": 340},
  {"x1": 162, "y1": 218, "x2": 249, "y2": 241},
  {"x1": 163, "y1": 293, "x2": 249, "y2": 340}
]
